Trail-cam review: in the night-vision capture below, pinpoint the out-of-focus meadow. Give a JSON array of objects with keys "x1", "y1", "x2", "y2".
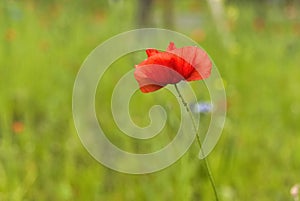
[{"x1": 1, "y1": 0, "x2": 300, "y2": 200}]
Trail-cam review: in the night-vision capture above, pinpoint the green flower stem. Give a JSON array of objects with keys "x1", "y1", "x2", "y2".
[{"x1": 174, "y1": 84, "x2": 219, "y2": 201}]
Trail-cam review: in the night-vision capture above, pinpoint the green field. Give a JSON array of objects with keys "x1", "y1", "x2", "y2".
[{"x1": 1, "y1": 0, "x2": 300, "y2": 200}]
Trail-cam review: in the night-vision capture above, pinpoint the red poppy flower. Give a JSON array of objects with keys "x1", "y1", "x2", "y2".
[{"x1": 134, "y1": 42, "x2": 212, "y2": 93}]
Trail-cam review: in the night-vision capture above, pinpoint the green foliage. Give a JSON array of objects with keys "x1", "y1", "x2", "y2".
[{"x1": 0, "y1": 1, "x2": 299, "y2": 200}]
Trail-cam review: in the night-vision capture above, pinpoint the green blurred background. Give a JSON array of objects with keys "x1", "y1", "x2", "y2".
[{"x1": 1, "y1": 0, "x2": 300, "y2": 200}]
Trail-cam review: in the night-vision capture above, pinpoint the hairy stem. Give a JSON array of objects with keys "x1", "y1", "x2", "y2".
[{"x1": 174, "y1": 83, "x2": 219, "y2": 201}]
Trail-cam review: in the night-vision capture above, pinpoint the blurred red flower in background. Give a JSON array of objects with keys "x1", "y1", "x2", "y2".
[
  {"x1": 134, "y1": 42, "x2": 212, "y2": 93},
  {"x1": 5, "y1": 28, "x2": 17, "y2": 42},
  {"x1": 12, "y1": 121, "x2": 24, "y2": 134}
]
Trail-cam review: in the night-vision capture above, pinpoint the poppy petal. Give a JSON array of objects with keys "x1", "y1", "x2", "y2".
[
  {"x1": 136, "y1": 52, "x2": 193, "y2": 80},
  {"x1": 134, "y1": 64, "x2": 184, "y2": 92},
  {"x1": 140, "y1": 84, "x2": 163, "y2": 93},
  {"x1": 168, "y1": 46, "x2": 212, "y2": 80},
  {"x1": 166, "y1": 42, "x2": 176, "y2": 51},
  {"x1": 146, "y1": 49, "x2": 160, "y2": 57}
]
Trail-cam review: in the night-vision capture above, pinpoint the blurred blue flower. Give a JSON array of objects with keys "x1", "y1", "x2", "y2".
[{"x1": 190, "y1": 102, "x2": 213, "y2": 114}]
